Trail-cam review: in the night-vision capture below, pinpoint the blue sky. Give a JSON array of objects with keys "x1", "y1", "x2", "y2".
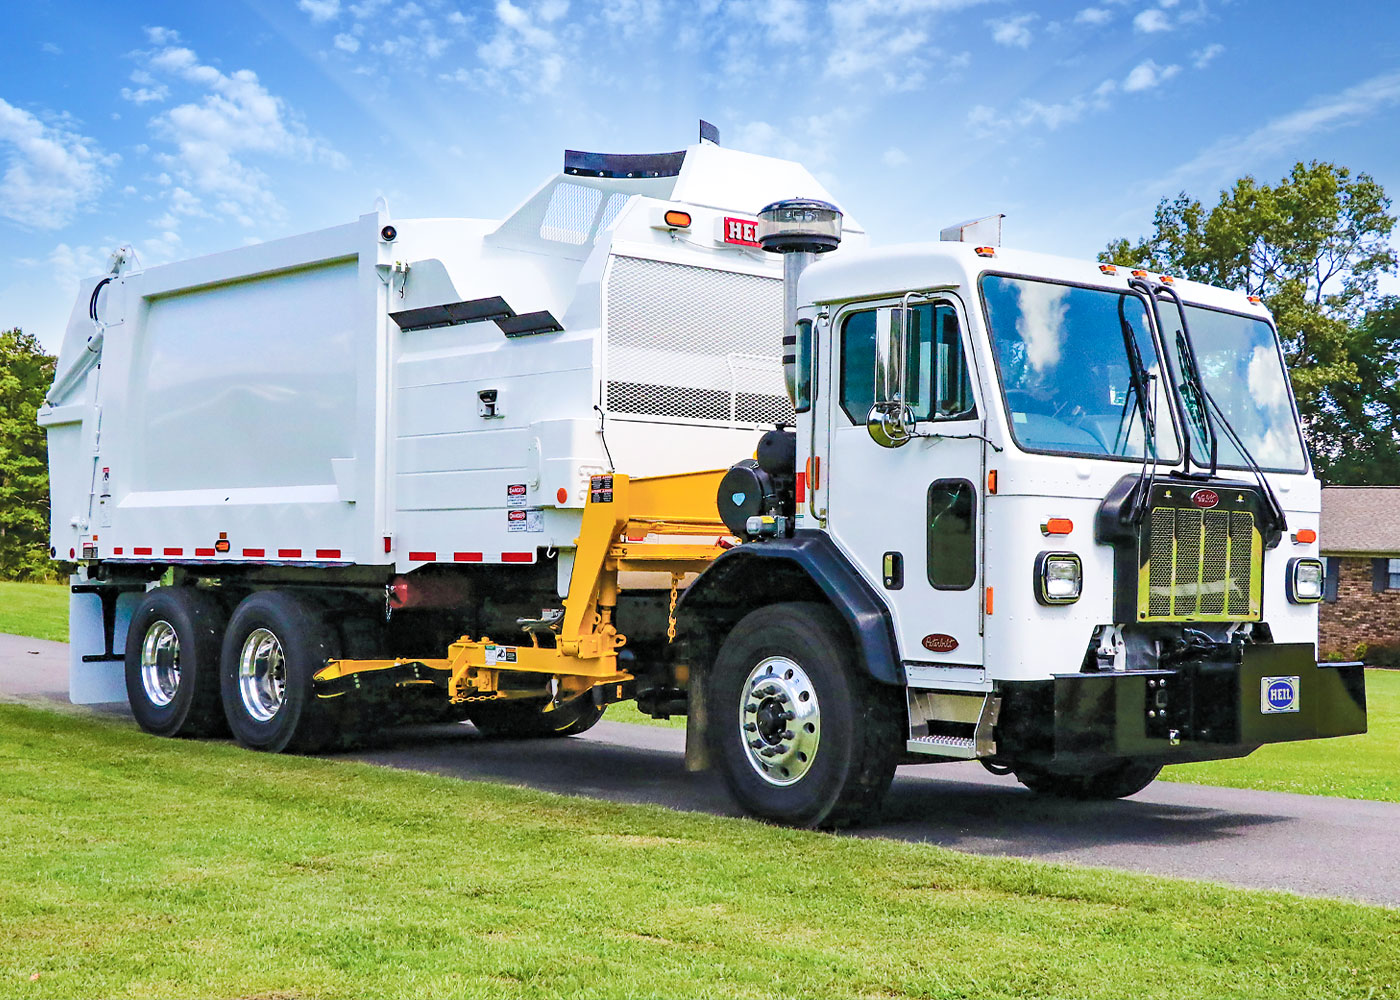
[{"x1": 3, "y1": 0, "x2": 1399, "y2": 351}]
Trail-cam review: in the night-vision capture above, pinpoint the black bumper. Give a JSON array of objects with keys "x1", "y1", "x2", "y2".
[{"x1": 996, "y1": 644, "x2": 1367, "y2": 768}]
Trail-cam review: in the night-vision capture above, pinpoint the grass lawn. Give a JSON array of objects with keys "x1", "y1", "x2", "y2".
[
  {"x1": 0, "y1": 581, "x2": 67, "y2": 643},
  {"x1": 0, "y1": 703, "x2": 1395, "y2": 999},
  {"x1": 1160, "y1": 668, "x2": 1400, "y2": 801}
]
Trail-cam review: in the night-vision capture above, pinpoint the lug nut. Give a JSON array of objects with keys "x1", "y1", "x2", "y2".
[
  {"x1": 744, "y1": 722, "x2": 756, "y2": 732},
  {"x1": 749, "y1": 739, "x2": 764, "y2": 749},
  {"x1": 745, "y1": 703, "x2": 758, "y2": 713},
  {"x1": 775, "y1": 692, "x2": 790, "y2": 704},
  {"x1": 781, "y1": 730, "x2": 795, "y2": 740},
  {"x1": 781, "y1": 710, "x2": 795, "y2": 721}
]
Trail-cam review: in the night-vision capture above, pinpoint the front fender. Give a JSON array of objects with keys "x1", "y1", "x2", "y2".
[{"x1": 678, "y1": 530, "x2": 904, "y2": 686}]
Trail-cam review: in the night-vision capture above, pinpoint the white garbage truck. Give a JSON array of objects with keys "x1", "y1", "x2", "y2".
[{"x1": 41, "y1": 132, "x2": 1366, "y2": 827}]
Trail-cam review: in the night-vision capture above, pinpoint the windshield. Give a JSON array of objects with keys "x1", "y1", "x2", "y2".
[
  {"x1": 980, "y1": 275, "x2": 1180, "y2": 462},
  {"x1": 1156, "y1": 303, "x2": 1309, "y2": 473}
]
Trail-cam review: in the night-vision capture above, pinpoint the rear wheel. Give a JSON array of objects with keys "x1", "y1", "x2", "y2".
[
  {"x1": 707, "y1": 602, "x2": 902, "y2": 829},
  {"x1": 1015, "y1": 760, "x2": 1162, "y2": 799},
  {"x1": 125, "y1": 588, "x2": 228, "y2": 738},
  {"x1": 467, "y1": 693, "x2": 604, "y2": 739},
  {"x1": 219, "y1": 591, "x2": 341, "y2": 753}
]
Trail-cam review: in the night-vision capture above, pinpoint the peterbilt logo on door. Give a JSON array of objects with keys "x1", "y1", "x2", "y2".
[
  {"x1": 1191, "y1": 489, "x2": 1220, "y2": 509},
  {"x1": 922, "y1": 634, "x2": 959, "y2": 653}
]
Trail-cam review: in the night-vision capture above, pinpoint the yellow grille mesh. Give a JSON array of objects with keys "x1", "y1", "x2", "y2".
[{"x1": 1141, "y1": 506, "x2": 1258, "y2": 621}]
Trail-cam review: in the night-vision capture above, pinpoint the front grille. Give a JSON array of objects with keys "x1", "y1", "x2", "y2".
[{"x1": 1141, "y1": 505, "x2": 1261, "y2": 622}]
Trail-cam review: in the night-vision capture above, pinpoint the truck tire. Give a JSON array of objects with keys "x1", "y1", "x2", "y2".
[
  {"x1": 707, "y1": 602, "x2": 902, "y2": 829},
  {"x1": 467, "y1": 693, "x2": 604, "y2": 739},
  {"x1": 125, "y1": 588, "x2": 229, "y2": 738},
  {"x1": 219, "y1": 591, "x2": 341, "y2": 753},
  {"x1": 1015, "y1": 761, "x2": 1162, "y2": 800}
]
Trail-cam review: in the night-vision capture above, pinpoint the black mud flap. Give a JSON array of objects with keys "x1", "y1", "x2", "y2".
[{"x1": 1047, "y1": 644, "x2": 1366, "y2": 767}]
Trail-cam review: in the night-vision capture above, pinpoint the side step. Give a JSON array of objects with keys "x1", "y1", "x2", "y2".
[{"x1": 905, "y1": 691, "x2": 1000, "y2": 759}]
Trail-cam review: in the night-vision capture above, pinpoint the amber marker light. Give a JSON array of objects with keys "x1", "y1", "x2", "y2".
[
  {"x1": 1099, "y1": 264, "x2": 1117, "y2": 274},
  {"x1": 663, "y1": 209, "x2": 692, "y2": 228},
  {"x1": 1159, "y1": 275, "x2": 1175, "y2": 284},
  {"x1": 1041, "y1": 517, "x2": 1073, "y2": 536},
  {"x1": 1293, "y1": 528, "x2": 1317, "y2": 544},
  {"x1": 987, "y1": 469, "x2": 998, "y2": 494},
  {"x1": 1248, "y1": 295, "x2": 1263, "y2": 304},
  {"x1": 974, "y1": 246, "x2": 996, "y2": 258},
  {"x1": 1131, "y1": 269, "x2": 1148, "y2": 277}
]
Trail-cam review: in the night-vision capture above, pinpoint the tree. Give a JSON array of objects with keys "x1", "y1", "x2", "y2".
[
  {"x1": 1101, "y1": 161, "x2": 1398, "y2": 482},
  {"x1": 0, "y1": 329, "x2": 57, "y2": 579}
]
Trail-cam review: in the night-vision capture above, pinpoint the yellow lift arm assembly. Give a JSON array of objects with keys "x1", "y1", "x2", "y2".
[{"x1": 312, "y1": 470, "x2": 729, "y2": 706}]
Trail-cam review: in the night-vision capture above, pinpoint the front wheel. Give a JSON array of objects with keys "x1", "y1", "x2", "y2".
[
  {"x1": 707, "y1": 602, "x2": 902, "y2": 829},
  {"x1": 1015, "y1": 760, "x2": 1162, "y2": 800}
]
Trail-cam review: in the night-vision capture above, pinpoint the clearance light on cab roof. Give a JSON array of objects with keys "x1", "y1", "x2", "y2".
[
  {"x1": 974, "y1": 246, "x2": 996, "y2": 258},
  {"x1": 1248, "y1": 295, "x2": 1263, "y2": 304},
  {"x1": 1159, "y1": 275, "x2": 1175, "y2": 284},
  {"x1": 1131, "y1": 269, "x2": 1148, "y2": 277},
  {"x1": 1099, "y1": 264, "x2": 1118, "y2": 275}
]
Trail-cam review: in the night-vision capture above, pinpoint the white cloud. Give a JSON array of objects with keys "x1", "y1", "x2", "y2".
[
  {"x1": 1152, "y1": 69, "x2": 1400, "y2": 191},
  {"x1": 41, "y1": 42, "x2": 61, "y2": 55},
  {"x1": 1123, "y1": 58, "x2": 1180, "y2": 92},
  {"x1": 454, "y1": 0, "x2": 570, "y2": 93},
  {"x1": 882, "y1": 146, "x2": 910, "y2": 167},
  {"x1": 298, "y1": 0, "x2": 341, "y2": 22},
  {"x1": 1133, "y1": 8, "x2": 1171, "y2": 32},
  {"x1": 135, "y1": 30, "x2": 345, "y2": 228},
  {"x1": 989, "y1": 13, "x2": 1036, "y2": 47},
  {"x1": 0, "y1": 99, "x2": 114, "y2": 230},
  {"x1": 333, "y1": 32, "x2": 361, "y2": 52},
  {"x1": 1074, "y1": 7, "x2": 1112, "y2": 25},
  {"x1": 1193, "y1": 42, "x2": 1224, "y2": 69}
]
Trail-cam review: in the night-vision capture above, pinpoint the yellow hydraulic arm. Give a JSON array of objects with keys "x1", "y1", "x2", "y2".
[{"x1": 312, "y1": 470, "x2": 730, "y2": 705}]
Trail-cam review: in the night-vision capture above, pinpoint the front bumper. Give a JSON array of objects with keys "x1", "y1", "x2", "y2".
[{"x1": 996, "y1": 643, "x2": 1366, "y2": 769}]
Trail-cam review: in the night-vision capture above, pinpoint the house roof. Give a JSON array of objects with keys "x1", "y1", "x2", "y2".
[{"x1": 1321, "y1": 487, "x2": 1400, "y2": 555}]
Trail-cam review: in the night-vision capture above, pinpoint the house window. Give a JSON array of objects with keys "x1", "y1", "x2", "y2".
[{"x1": 1389, "y1": 558, "x2": 1400, "y2": 590}]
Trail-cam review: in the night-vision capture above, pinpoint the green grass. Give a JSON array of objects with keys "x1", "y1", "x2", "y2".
[
  {"x1": 603, "y1": 699, "x2": 686, "y2": 728},
  {"x1": 0, "y1": 581, "x2": 67, "y2": 642},
  {"x1": 0, "y1": 703, "x2": 1396, "y2": 999},
  {"x1": 1161, "y1": 668, "x2": 1400, "y2": 801}
]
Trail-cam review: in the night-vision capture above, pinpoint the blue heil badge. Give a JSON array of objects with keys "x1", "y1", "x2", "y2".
[{"x1": 1261, "y1": 676, "x2": 1301, "y2": 714}]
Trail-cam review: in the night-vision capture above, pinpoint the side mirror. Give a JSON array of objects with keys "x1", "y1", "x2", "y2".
[{"x1": 868, "y1": 306, "x2": 914, "y2": 448}]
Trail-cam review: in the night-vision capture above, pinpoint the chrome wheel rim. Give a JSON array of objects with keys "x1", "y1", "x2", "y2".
[
  {"x1": 139, "y1": 620, "x2": 181, "y2": 708},
  {"x1": 739, "y1": 656, "x2": 820, "y2": 786},
  {"x1": 238, "y1": 628, "x2": 287, "y2": 723}
]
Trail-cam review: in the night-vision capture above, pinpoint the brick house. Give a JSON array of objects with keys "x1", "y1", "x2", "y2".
[{"x1": 1318, "y1": 486, "x2": 1400, "y2": 658}]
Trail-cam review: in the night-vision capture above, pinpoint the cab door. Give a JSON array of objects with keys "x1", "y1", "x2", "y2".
[{"x1": 819, "y1": 294, "x2": 986, "y2": 675}]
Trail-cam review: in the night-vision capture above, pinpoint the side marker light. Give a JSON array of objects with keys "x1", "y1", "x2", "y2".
[
  {"x1": 663, "y1": 209, "x2": 692, "y2": 228},
  {"x1": 1041, "y1": 517, "x2": 1073, "y2": 536},
  {"x1": 1293, "y1": 528, "x2": 1317, "y2": 544}
]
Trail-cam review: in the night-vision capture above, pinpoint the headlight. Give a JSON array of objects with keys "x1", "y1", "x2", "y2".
[
  {"x1": 1287, "y1": 557, "x2": 1324, "y2": 604},
  {"x1": 1035, "y1": 551, "x2": 1082, "y2": 605}
]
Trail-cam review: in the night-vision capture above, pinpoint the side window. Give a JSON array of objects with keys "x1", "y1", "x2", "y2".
[
  {"x1": 928, "y1": 479, "x2": 976, "y2": 590},
  {"x1": 839, "y1": 303, "x2": 976, "y2": 425},
  {"x1": 789, "y1": 318, "x2": 815, "y2": 413}
]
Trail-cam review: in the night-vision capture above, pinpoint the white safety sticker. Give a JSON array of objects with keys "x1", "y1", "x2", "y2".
[
  {"x1": 506, "y1": 483, "x2": 528, "y2": 508},
  {"x1": 1261, "y1": 675, "x2": 1301, "y2": 714},
  {"x1": 483, "y1": 644, "x2": 518, "y2": 666},
  {"x1": 507, "y1": 509, "x2": 543, "y2": 532}
]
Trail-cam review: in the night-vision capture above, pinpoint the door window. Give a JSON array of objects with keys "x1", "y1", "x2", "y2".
[
  {"x1": 927, "y1": 479, "x2": 976, "y2": 590},
  {"x1": 839, "y1": 303, "x2": 976, "y2": 425}
]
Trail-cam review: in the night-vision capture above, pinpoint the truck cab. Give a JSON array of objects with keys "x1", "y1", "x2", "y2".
[{"x1": 683, "y1": 208, "x2": 1365, "y2": 823}]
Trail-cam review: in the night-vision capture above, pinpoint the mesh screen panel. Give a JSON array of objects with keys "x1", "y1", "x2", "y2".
[
  {"x1": 1228, "y1": 511, "x2": 1255, "y2": 615},
  {"x1": 1142, "y1": 505, "x2": 1258, "y2": 621},
  {"x1": 603, "y1": 255, "x2": 791, "y2": 426}
]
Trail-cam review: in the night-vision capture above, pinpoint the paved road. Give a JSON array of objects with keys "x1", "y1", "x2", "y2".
[{"x1": 4, "y1": 631, "x2": 1397, "y2": 907}]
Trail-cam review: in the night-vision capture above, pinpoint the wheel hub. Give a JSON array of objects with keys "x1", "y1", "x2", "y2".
[
  {"x1": 139, "y1": 620, "x2": 181, "y2": 708},
  {"x1": 238, "y1": 628, "x2": 287, "y2": 723},
  {"x1": 739, "y1": 656, "x2": 820, "y2": 786}
]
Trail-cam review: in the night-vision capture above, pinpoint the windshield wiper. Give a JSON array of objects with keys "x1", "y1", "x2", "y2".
[
  {"x1": 1116, "y1": 290, "x2": 1161, "y2": 525},
  {"x1": 1155, "y1": 284, "x2": 1288, "y2": 540}
]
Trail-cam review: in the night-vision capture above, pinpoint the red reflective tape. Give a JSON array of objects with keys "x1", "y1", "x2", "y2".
[
  {"x1": 134, "y1": 547, "x2": 153, "y2": 556},
  {"x1": 163, "y1": 547, "x2": 183, "y2": 556},
  {"x1": 195, "y1": 548, "x2": 216, "y2": 557},
  {"x1": 315, "y1": 549, "x2": 341, "y2": 559},
  {"x1": 795, "y1": 470, "x2": 806, "y2": 503},
  {"x1": 501, "y1": 552, "x2": 533, "y2": 563},
  {"x1": 454, "y1": 552, "x2": 483, "y2": 562},
  {"x1": 409, "y1": 551, "x2": 436, "y2": 562},
  {"x1": 113, "y1": 547, "x2": 123, "y2": 555},
  {"x1": 243, "y1": 548, "x2": 265, "y2": 558},
  {"x1": 278, "y1": 548, "x2": 302, "y2": 558}
]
